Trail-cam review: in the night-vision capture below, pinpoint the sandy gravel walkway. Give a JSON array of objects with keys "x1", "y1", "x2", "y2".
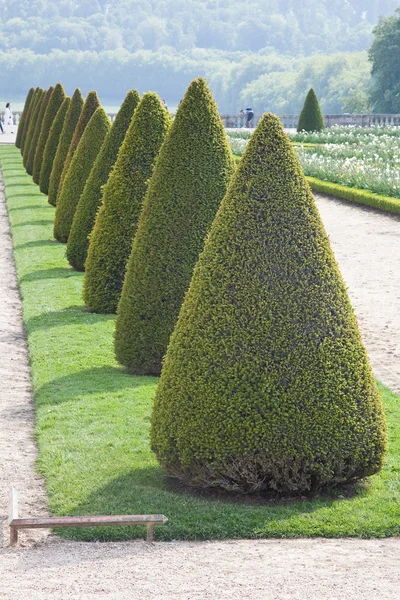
[{"x1": 0, "y1": 175, "x2": 399, "y2": 598}]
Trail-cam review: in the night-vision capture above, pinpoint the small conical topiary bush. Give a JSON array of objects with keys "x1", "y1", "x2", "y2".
[
  {"x1": 23, "y1": 89, "x2": 45, "y2": 168},
  {"x1": 151, "y1": 113, "x2": 387, "y2": 495},
  {"x1": 16, "y1": 87, "x2": 34, "y2": 149},
  {"x1": 114, "y1": 77, "x2": 235, "y2": 374},
  {"x1": 48, "y1": 89, "x2": 84, "y2": 207},
  {"x1": 57, "y1": 91, "x2": 100, "y2": 196},
  {"x1": 83, "y1": 92, "x2": 171, "y2": 312},
  {"x1": 297, "y1": 88, "x2": 325, "y2": 132},
  {"x1": 66, "y1": 89, "x2": 140, "y2": 271},
  {"x1": 54, "y1": 107, "x2": 111, "y2": 243},
  {"x1": 33, "y1": 83, "x2": 66, "y2": 184},
  {"x1": 39, "y1": 97, "x2": 70, "y2": 195},
  {"x1": 25, "y1": 86, "x2": 54, "y2": 175}
]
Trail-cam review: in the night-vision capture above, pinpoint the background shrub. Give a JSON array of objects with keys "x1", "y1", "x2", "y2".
[
  {"x1": 39, "y1": 96, "x2": 70, "y2": 195},
  {"x1": 20, "y1": 87, "x2": 42, "y2": 156},
  {"x1": 57, "y1": 90, "x2": 100, "y2": 196},
  {"x1": 22, "y1": 89, "x2": 45, "y2": 169},
  {"x1": 25, "y1": 86, "x2": 54, "y2": 175},
  {"x1": 83, "y1": 93, "x2": 171, "y2": 312},
  {"x1": 297, "y1": 88, "x2": 325, "y2": 132},
  {"x1": 48, "y1": 89, "x2": 84, "y2": 206},
  {"x1": 114, "y1": 77, "x2": 235, "y2": 374},
  {"x1": 151, "y1": 113, "x2": 387, "y2": 495},
  {"x1": 15, "y1": 87, "x2": 34, "y2": 149},
  {"x1": 66, "y1": 89, "x2": 140, "y2": 271},
  {"x1": 33, "y1": 83, "x2": 66, "y2": 184},
  {"x1": 53, "y1": 107, "x2": 111, "y2": 242}
]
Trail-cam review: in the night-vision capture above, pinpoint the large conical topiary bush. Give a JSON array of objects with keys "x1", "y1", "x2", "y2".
[
  {"x1": 297, "y1": 88, "x2": 325, "y2": 132},
  {"x1": 15, "y1": 87, "x2": 34, "y2": 149},
  {"x1": 58, "y1": 91, "x2": 100, "y2": 196},
  {"x1": 23, "y1": 89, "x2": 45, "y2": 168},
  {"x1": 25, "y1": 86, "x2": 54, "y2": 175},
  {"x1": 20, "y1": 87, "x2": 40, "y2": 156},
  {"x1": 66, "y1": 89, "x2": 140, "y2": 271},
  {"x1": 151, "y1": 113, "x2": 387, "y2": 495},
  {"x1": 54, "y1": 107, "x2": 111, "y2": 243},
  {"x1": 114, "y1": 77, "x2": 235, "y2": 374},
  {"x1": 39, "y1": 97, "x2": 70, "y2": 195},
  {"x1": 48, "y1": 89, "x2": 84, "y2": 207},
  {"x1": 83, "y1": 92, "x2": 171, "y2": 312},
  {"x1": 33, "y1": 83, "x2": 66, "y2": 184}
]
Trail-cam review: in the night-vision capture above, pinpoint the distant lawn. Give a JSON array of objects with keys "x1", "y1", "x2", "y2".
[{"x1": 1, "y1": 144, "x2": 400, "y2": 541}]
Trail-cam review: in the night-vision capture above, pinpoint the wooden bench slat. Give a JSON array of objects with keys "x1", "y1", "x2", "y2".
[{"x1": 10, "y1": 514, "x2": 167, "y2": 529}]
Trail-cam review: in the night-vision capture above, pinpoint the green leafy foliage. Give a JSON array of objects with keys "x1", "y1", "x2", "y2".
[
  {"x1": 20, "y1": 88, "x2": 42, "y2": 156},
  {"x1": 22, "y1": 89, "x2": 45, "y2": 170},
  {"x1": 83, "y1": 93, "x2": 171, "y2": 313},
  {"x1": 32, "y1": 83, "x2": 66, "y2": 184},
  {"x1": 66, "y1": 89, "x2": 140, "y2": 271},
  {"x1": 47, "y1": 89, "x2": 84, "y2": 206},
  {"x1": 58, "y1": 91, "x2": 100, "y2": 196},
  {"x1": 297, "y1": 88, "x2": 325, "y2": 132},
  {"x1": 53, "y1": 107, "x2": 111, "y2": 243},
  {"x1": 151, "y1": 113, "x2": 387, "y2": 494},
  {"x1": 114, "y1": 78, "x2": 235, "y2": 374},
  {"x1": 15, "y1": 87, "x2": 34, "y2": 149},
  {"x1": 369, "y1": 9, "x2": 400, "y2": 112},
  {"x1": 39, "y1": 97, "x2": 70, "y2": 195},
  {"x1": 25, "y1": 86, "x2": 54, "y2": 175}
]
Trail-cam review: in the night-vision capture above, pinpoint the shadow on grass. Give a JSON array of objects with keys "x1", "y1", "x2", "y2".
[
  {"x1": 13, "y1": 219, "x2": 54, "y2": 227},
  {"x1": 36, "y1": 365, "x2": 155, "y2": 407},
  {"x1": 8, "y1": 201, "x2": 48, "y2": 209},
  {"x1": 21, "y1": 267, "x2": 82, "y2": 283},
  {"x1": 24, "y1": 304, "x2": 113, "y2": 332},
  {"x1": 15, "y1": 239, "x2": 57, "y2": 250},
  {"x1": 56, "y1": 468, "x2": 351, "y2": 542}
]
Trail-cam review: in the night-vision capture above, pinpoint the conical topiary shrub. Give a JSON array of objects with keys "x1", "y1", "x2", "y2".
[
  {"x1": 33, "y1": 83, "x2": 66, "y2": 184},
  {"x1": 151, "y1": 113, "x2": 387, "y2": 495},
  {"x1": 25, "y1": 86, "x2": 54, "y2": 175},
  {"x1": 113, "y1": 78, "x2": 235, "y2": 374},
  {"x1": 39, "y1": 97, "x2": 70, "y2": 195},
  {"x1": 297, "y1": 88, "x2": 325, "y2": 132},
  {"x1": 58, "y1": 91, "x2": 100, "y2": 196},
  {"x1": 48, "y1": 89, "x2": 84, "y2": 207},
  {"x1": 66, "y1": 89, "x2": 140, "y2": 271},
  {"x1": 16, "y1": 87, "x2": 34, "y2": 149},
  {"x1": 22, "y1": 89, "x2": 45, "y2": 167},
  {"x1": 53, "y1": 107, "x2": 111, "y2": 243},
  {"x1": 83, "y1": 93, "x2": 171, "y2": 312}
]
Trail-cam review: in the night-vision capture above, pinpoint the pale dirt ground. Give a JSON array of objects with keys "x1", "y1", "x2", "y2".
[{"x1": 0, "y1": 153, "x2": 399, "y2": 598}]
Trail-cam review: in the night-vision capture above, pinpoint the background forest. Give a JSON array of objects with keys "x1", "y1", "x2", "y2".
[{"x1": 0, "y1": 0, "x2": 399, "y2": 113}]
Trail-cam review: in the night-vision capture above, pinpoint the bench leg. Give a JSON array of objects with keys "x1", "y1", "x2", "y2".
[
  {"x1": 146, "y1": 524, "x2": 154, "y2": 543},
  {"x1": 10, "y1": 526, "x2": 18, "y2": 546}
]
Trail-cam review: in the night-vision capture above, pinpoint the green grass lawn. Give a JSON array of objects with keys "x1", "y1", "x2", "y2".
[{"x1": 2, "y1": 144, "x2": 400, "y2": 541}]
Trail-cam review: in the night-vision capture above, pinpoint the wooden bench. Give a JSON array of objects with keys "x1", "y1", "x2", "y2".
[{"x1": 8, "y1": 488, "x2": 167, "y2": 545}]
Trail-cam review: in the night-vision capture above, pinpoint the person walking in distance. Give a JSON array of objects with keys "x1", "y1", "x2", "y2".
[
  {"x1": 245, "y1": 107, "x2": 254, "y2": 128},
  {"x1": 4, "y1": 103, "x2": 14, "y2": 133}
]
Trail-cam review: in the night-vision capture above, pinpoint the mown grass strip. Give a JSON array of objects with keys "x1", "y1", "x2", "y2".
[{"x1": 2, "y1": 145, "x2": 400, "y2": 541}]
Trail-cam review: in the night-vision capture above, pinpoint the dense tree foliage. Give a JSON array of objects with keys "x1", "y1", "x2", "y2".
[{"x1": 369, "y1": 9, "x2": 400, "y2": 112}]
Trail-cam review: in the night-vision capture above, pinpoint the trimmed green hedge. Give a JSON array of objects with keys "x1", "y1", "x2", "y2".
[
  {"x1": 25, "y1": 86, "x2": 54, "y2": 175},
  {"x1": 307, "y1": 177, "x2": 400, "y2": 215},
  {"x1": 22, "y1": 89, "x2": 45, "y2": 169},
  {"x1": 53, "y1": 107, "x2": 111, "y2": 243},
  {"x1": 39, "y1": 97, "x2": 70, "y2": 195},
  {"x1": 15, "y1": 87, "x2": 34, "y2": 149},
  {"x1": 48, "y1": 89, "x2": 84, "y2": 207},
  {"x1": 66, "y1": 89, "x2": 140, "y2": 271},
  {"x1": 114, "y1": 78, "x2": 235, "y2": 375},
  {"x1": 151, "y1": 113, "x2": 387, "y2": 494},
  {"x1": 58, "y1": 91, "x2": 100, "y2": 197},
  {"x1": 83, "y1": 92, "x2": 171, "y2": 313},
  {"x1": 33, "y1": 83, "x2": 66, "y2": 185},
  {"x1": 297, "y1": 88, "x2": 325, "y2": 132}
]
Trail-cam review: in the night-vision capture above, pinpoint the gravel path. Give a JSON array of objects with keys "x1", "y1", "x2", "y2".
[{"x1": 0, "y1": 176, "x2": 399, "y2": 598}]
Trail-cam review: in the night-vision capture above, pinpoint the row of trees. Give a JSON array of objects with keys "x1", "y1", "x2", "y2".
[{"x1": 16, "y1": 78, "x2": 386, "y2": 495}]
